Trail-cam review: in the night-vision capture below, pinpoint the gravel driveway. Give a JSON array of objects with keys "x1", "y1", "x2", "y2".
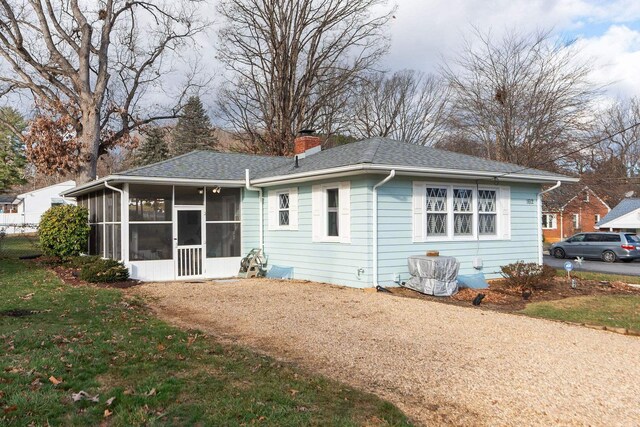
[{"x1": 134, "y1": 279, "x2": 640, "y2": 426}]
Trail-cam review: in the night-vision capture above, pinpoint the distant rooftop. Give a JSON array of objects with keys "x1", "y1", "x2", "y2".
[{"x1": 597, "y1": 198, "x2": 640, "y2": 227}]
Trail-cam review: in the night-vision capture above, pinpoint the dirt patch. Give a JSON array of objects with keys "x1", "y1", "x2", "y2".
[
  {"x1": 0, "y1": 309, "x2": 36, "y2": 317},
  {"x1": 388, "y1": 276, "x2": 640, "y2": 312},
  {"x1": 132, "y1": 278, "x2": 640, "y2": 426}
]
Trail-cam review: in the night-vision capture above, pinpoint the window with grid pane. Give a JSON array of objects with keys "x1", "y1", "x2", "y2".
[
  {"x1": 327, "y1": 188, "x2": 339, "y2": 237},
  {"x1": 425, "y1": 187, "x2": 447, "y2": 236},
  {"x1": 478, "y1": 190, "x2": 497, "y2": 235},
  {"x1": 278, "y1": 192, "x2": 290, "y2": 226},
  {"x1": 453, "y1": 188, "x2": 473, "y2": 235}
]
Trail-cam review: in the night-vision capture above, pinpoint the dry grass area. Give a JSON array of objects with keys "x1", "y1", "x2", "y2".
[{"x1": 133, "y1": 278, "x2": 640, "y2": 426}]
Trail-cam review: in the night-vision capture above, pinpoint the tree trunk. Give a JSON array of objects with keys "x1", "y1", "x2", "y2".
[{"x1": 77, "y1": 104, "x2": 101, "y2": 184}]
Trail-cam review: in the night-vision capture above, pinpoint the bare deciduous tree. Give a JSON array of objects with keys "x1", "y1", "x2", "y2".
[
  {"x1": 0, "y1": 0, "x2": 207, "y2": 182},
  {"x1": 217, "y1": 0, "x2": 393, "y2": 155},
  {"x1": 348, "y1": 69, "x2": 449, "y2": 145},
  {"x1": 443, "y1": 28, "x2": 598, "y2": 169},
  {"x1": 595, "y1": 97, "x2": 640, "y2": 177}
]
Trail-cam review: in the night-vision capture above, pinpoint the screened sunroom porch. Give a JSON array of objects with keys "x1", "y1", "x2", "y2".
[{"x1": 75, "y1": 183, "x2": 243, "y2": 281}]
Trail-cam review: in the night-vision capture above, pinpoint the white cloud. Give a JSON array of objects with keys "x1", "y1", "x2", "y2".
[
  {"x1": 383, "y1": 0, "x2": 640, "y2": 99},
  {"x1": 575, "y1": 25, "x2": 640, "y2": 99}
]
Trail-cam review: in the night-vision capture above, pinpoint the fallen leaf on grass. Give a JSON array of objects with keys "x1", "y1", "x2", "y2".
[
  {"x1": 106, "y1": 397, "x2": 116, "y2": 406},
  {"x1": 3, "y1": 405, "x2": 18, "y2": 414},
  {"x1": 145, "y1": 388, "x2": 156, "y2": 397},
  {"x1": 289, "y1": 389, "x2": 299, "y2": 396},
  {"x1": 157, "y1": 343, "x2": 166, "y2": 352},
  {"x1": 123, "y1": 388, "x2": 134, "y2": 395},
  {"x1": 19, "y1": 293, "x2": 35, "y2": 300},
  {"x1": 104, "y1": 409, "x2": 112, "y2": 418},
  {"x1": 187, "y1": 334, "x2": 198, "y2": 347},
  {"x1": 48, "y1": 376, "x2": 62, "y2": 385},
  {"x1": 71, "y1": 391, "x2": 100, "y2": 403}
]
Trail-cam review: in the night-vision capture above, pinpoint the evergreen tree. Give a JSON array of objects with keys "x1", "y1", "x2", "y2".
[
  {"x1": 171, "y1": 96, "x2": 217, "y2": 155},
  {"x1": 136, "y1": 127, "x2": 170, "y2": 166},
  {"x1": 0, "y1": 107, "x2": 26, "y2": 191}
]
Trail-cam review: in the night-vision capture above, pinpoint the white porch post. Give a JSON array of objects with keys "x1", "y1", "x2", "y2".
[{"x1": 122, "y1": 183, "x2": 129, "y2": 263}]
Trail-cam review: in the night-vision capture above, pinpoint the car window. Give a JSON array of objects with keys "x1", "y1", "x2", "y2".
[
  {"x1": 584, "y1": 234, "x2": 600, "y2": 242},
  {"x1": 601, "y1": 234, "x2": 621, "y2": 242},
  {"x1": 567, "y1": 234, "x2": 585, "y2": 243},
  {"x1": 625, "y1": 234, "x2": 640, "y2": 243}
]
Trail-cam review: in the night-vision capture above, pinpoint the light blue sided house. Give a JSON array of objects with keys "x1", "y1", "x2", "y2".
[{"x1": 63, "y1": 135, "x2": 575, "y2": 288}]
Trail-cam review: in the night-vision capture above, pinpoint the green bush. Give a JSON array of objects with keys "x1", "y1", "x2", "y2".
[
  {"x1": 500, "y1": 261, "x2": 556, "y2": 291},
  {"x1": 79, "y1": 259, "x2": 129, "y2": 283},
  {"x1": 39, "y1": 205, "x2": 90, "y2": 257},
  {"x1": 63, "y1": 255, "x2": 102, "y2": 269}
]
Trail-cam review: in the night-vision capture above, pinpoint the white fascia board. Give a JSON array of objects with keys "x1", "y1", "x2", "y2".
[
  {"x1": 598, "y1": 208, "x2": 640, "y2": 229},
  {"x1": 251, "y1": 164, "x2": 577, "y2": 186},
  {"x1": 62, "y1": 175, "x2": 245, "y2": 196}
]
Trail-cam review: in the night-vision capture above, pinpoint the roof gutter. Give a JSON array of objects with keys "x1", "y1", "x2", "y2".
[
  {"x1": 250, "y1": 164, "x2": 578, "y2": 186},
  {"x1": 537, "y1": 180, "x2": 562, "y2": 264},
  {"x1": 63, "y1": 175, "x2": 245, "y2": 197},
  {"x1": 245, "y1": 169, "x2": 263, "y2": 251},
  {"x1": 373, "y1": 170, "x2": 395, "y2": 287}
]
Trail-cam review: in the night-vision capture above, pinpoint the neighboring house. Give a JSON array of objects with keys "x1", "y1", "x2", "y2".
[
  {"x1": 0, "y1": 195, "x2": 18, "y2": 213},
  {"x1": 596, "y1": 198, "x2": 640, "y2": 234},
  {"x1": 541, "y1": 184, "x2": 610, "y2": 243},
  {"x1": 0, "y1": 180, "x2": 77, "y2": 234},
  {"x1": 63, "y1": 136, "x2": 574, "y2": 287}
]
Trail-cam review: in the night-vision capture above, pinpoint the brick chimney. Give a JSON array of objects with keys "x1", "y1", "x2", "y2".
[{"x1": 293, "y1": 130, "x2": 321, "y2": 159}]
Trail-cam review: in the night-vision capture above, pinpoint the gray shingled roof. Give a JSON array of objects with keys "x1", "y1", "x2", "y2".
[
  {"x1": 0, "y1": 195, "x2": 16, "y2": 203},
  {"x1": 115, "y1": 137, "x2": 570, "y2": 182},
  {"x1": 542, "y1": 183, "x2": 588, "y2": 211},
  {"x1": 253, "y1": 137, "x2": 569, "y2": 179},
  {"x1": 597, "y1": 198, "x2": 640, "y2": 226},
  {"x1": 117, "y1": 151, "x2": 291, "y2": 181}
]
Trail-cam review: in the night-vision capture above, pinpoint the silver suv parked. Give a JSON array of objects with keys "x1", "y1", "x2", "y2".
[{"x1": 549, "y1": 232, "x2": 640, "y2": 263}]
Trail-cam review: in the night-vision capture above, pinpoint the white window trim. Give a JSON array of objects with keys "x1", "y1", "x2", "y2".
[
  {"x1": 268, "y1": 187, "x2": 298, "y2": 231},
  {"x1": 541, "y1": 213, "x2": 557, "y2": 230},
  {"x1": 572, "y1": 213, "x2": 580, "y2": 229},
  {"x1": 312, "y1": 181, "x2": 351, "y2": 243},
  {"x1": 414, "y1": 182, "x2": 509, "y2": 242}
]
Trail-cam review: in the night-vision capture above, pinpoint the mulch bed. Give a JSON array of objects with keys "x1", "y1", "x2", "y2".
[
  {"x1": 27, "y1": 258, "x2": 140, "y2": 289},
  {"x1": 388, "y1": 277, "x2": 640, "y2": 312}
]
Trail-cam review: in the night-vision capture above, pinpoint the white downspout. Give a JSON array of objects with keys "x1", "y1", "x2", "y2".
[
  {"x1": 373, "y1": 170, "x2": 396, "y2": 287},
  {"x1": 245, "y1": 169, "x2": 263, "y2": 250},
  {"x1": 537, "y1": 180, "x2": 561, "y2": 264}
]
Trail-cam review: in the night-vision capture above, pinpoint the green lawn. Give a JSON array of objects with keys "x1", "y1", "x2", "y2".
[
  {"x1": 0, "y1": 259, "x2": 411, "y2": 426},
  {"x1": 522, "y1": 295, "x2": 640, "y2": 331},
  {"x1": 553, "y1": 269, "x2": 640, "y2": 285},
  {"x1": 0, "y1": 234, "x2": 41, "y2": 259}
]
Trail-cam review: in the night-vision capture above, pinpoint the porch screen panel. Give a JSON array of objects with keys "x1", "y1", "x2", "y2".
[
  {"x1": 175, "y1": 186, "x2": 204, "y2": 205},
  {"x1": 129, "y1": 184, "x2": 172, "y2": 221},
  {"x1": 129, "y1": 184, "x2": 173, "y2": 261},
  {"x1": 129, "y1": 223, "x2": 172, "y2": 260},
  {"x1": 206, "y1": 188, "x2": 241, "y2": 258},
  {"x1": 88, "y1": 190, "x2": 104, "y2": 256},
  {"x1": 87, "y1": 188, "x2": 122, "y2": 260}
]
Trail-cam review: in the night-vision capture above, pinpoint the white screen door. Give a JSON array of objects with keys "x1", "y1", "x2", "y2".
[{"x1": 174, "y1": 208, "x2": 205, "y2": 279}]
